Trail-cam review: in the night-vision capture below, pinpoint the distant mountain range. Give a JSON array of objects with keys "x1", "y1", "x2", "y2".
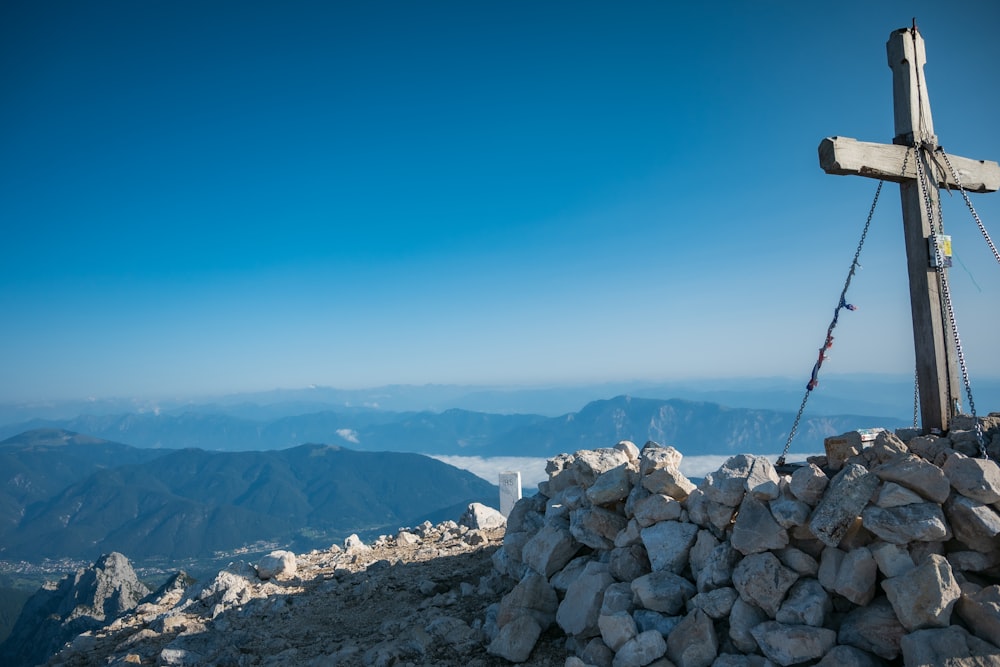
[
  {"x1": 0, "y1": 395, "x2": 908, "y2": 458},
  {"x1": 7, "y1": 374, "x2": 997, "y2": 426},
  {"x1": 0, "y1": 429, "x2": 497, "y2": 562}
]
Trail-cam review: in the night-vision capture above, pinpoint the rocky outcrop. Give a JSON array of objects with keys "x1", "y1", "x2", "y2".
[
  {"x1": 490, "y1": 415, "x2": 1000, "y2": 665},
  {"x1": 39, "y1": 511, "x2": 568, "y2": 667},
  {"x1": 0, "y1": 552, "x2": 150, "y2": 667}
]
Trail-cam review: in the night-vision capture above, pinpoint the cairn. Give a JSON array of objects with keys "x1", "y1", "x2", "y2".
[{"x1": 487, "y1": 415, "x2": 1000, "y2": 666}]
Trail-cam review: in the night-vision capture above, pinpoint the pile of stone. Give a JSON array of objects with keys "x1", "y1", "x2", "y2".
[{"x1": 487, "y1": 415, "x2": 1000, "y2": 666}]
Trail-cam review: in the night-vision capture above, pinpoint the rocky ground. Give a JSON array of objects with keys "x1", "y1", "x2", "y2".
[{"x1": 42, "y1": 519, "x2": 567, "y2": 667}]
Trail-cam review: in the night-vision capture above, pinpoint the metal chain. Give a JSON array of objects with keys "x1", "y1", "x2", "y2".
[
  {"x1": 778, "y1": 172, "x2": 892, "y2": 466},
  {"x1": 912, "y1": 366, "x2": 920, "y2": 428},
  {"x1": 938, "y1": 149, "x2": 1000, "y2": 266},
  {"x1": 913, "y1": 146, "x2": 986, "y2": 456}
]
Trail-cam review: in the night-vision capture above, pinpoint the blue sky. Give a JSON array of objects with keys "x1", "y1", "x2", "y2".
[{"x1": 2, "y1": 1, "x2": 999, "y2": 401}]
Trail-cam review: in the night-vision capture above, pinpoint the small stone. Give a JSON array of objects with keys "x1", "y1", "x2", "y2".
[
  {"x1": 460, "y1": 502, "x2": 507, "y2": 529},
  {"x1": 943, "y1": 493, "x2": 1000, "y2": 553},
  {"x1": 632, "y1": 493, "x2": 683, "y2": 527},
  {"x1": 557, "y1": 562, "x2": 615, "y2": 637},
  {"x1": 869, "y1": 541, "x2": 914, "y2": 578},
  {"x1": 861, "y1": 502, "x2": 950, "y2": 544},
  {"x1": 587, "y1": 464, "x2": 633, "y2": 506},
  {"x1": 641, "y1": 521, "x2": 698, "y2": 573},
  {"x1": 955, "y1": 585, "x2": 1000, "y2": 649},
  {"x1": 729, "y1": 598, "x2": 768, "y2": 653},
  {"x1": 775, "y1": 578, "x2": 830, "y2": 627},
  {"x1": 522, "y1": 524, "x2": 581, "y2": 577},
  {"x1": 730, "y1": 494, "x2": 788, "y2": 555},
  {"x1": 882, "y1": 553, "x2": 961, "y2": 631},
  {"x1": 256, "y1": 551, "x2": 297, "y2": 580},
  {"x1": 872, "y1": 454, "x2": 951, "y2": 503},
  {"x1": 874, "y1": 482, "x2": 925, "y2": 507},
  {"x1": 631, "y1": 571, "x2": 696, "y2": 615},
  {"x1": 789, "y1": 463, "x2": 828, "y2": 506},
  {"x1": 614, "y1": 629, "x2": 668, "y2": 667},
  {"x1": 943, "y1": 452, "x2": 1000, "y2": 504},
  {"x1": 809, "y1": 464, "x2": 880, "y2": 548},
  {"x1": 837, "y1": 597, "x2": 905, "y2": 660},
  {"x1": 834, "y1": 546, "x2": 877, "y2": 605},
  {"x1": 732, "y1": 552, "x2": 798, "y2": 617},
  {"x1": 813, "y1": 644, "x2": 887, "y2": 667},
  {"x1": 688, "y1": 586, "x2": 738, "y2": 619},
  {"x1": 487, "y1": 615, "x2": 542, "y2": 663},
  {"x1": 665, "y1": 609, "x2": 717, "y2": 667},
  {"x1": 750, "y1": 621, "x2": 836, "y2": 666}
]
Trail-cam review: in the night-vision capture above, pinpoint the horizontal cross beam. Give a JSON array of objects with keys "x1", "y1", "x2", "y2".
[{"x1": 819, "y1": 136, "x2": 1000, "y2": 192}]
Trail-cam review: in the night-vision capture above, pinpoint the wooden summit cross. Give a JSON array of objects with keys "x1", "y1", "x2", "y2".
[{"x1": 819, "y1": 24, "x2": 1000, "y2": 435}]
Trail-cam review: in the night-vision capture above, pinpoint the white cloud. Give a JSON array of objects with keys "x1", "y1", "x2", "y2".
[
  {"x1": 336, "y1": 428, "x2": 360, "y2": 444},
  {"x1": 432, "y1": 452, "x2": 826, "y2": 493}
]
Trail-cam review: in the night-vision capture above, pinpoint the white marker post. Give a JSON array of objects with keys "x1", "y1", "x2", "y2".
[{"x1": 499, "y1": 471, "x2": 522, "y2": 518}]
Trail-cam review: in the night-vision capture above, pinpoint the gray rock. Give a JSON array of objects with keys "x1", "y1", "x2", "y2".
[
  {"x1": 580, "y1": 638, "x2": 615, "y2": 667},
  {"x1": 638, "y1": 442, "x2": 684, "y2": 475},
  {"x1": 861, "y1": 502, "x2": 951, "y2": 544},
  {"x1": 487, "y1": 615, "x2": 542, "y2": 663},
  {"x1": 571, "y1": 506, "x2": 629, "y2": 550},
  {"x1": 775, "y1": 578, "x2": 830, "y2": 627},
  {"x1": 834, "y1": 546, "x2": 877, "y2": 605},
  {"x1": 0, "y1": 552, "x2": 150, "y2": 667},
  {"x1": 744, "y1": 456, "x2": 780, "y2": 500},
  {"x1": 666, "y1": 609, "x2": 717, "y2": 667},
  {"x1": 688, "y1": 587, "x2": 738, "y2": 619},
  {"x1": 689, "y1": 529, "x2": 720, "y2": 580},
  {"x1": 838, "y1": 597, "x2": 905, "y2": 660},
  {"x1": 599, "y1": 611, "x2": 637, "y2": 652},
  {"x1": 557, "y1": 562, "x2": 615, "y2": 637},
  {"x1": 813, "y1": 644, "x2": 887, "y2": 667},
  {"x1": 728, "y1": 597, "x2": 767, "y2": 653},
  {"x1": 768, "y1": 489, "x2": 811, "y2": 529},
  {"x1": 696, "y1": 542, "x2": 740, "y2": 593},
  {"x1": 750, "y1": 622, "x2": 836, "y2": 666},
  {"x1": 459, "y1": 502, "x2": 507, "y2": 530},
  {"x1": 872, "y1": 454, "x2": 951, "y2": 503},
  {"x1": 522, "y1": 524, "x2": 581, "y2": 577},
  {"x1": 631, "y1": 571, "x2": 696, "y2": 615},
  {"x1": 874, "y1": 482, "x2": 926, "y2": 508},
  {"x1": 731, "y1": 494, "x2": 788, "y2": 555},
  {"x1": 809, "y1": 463, "x2": 880, "y2": 547},
  {"x1": 614, "y1": 440, "x2": 641, "y2": 462},
  {"x1": 789, "y1": 463, "x2": 828, "y2": 506},
  {"x1": 642, "y1": 466, "x2": 697, "y2": 501},
  {"x1": 955, "y1": 585, "x2": 1000, "y2": 649},
  {"x1": 609, "y1": 544, "x2": 652, "y2": 582},
  {"x1": 869, "y1": 541, "x2": 915, "y2": 578},
  {"x1": 732, "y1": 552, "x2": 798, "y2": 617},
  {"x1": 614, "y1": 629, "x2": 668, "y2": 667},
  {"x1": 641, "y1": 521, "x2": 698, "y2": 573},
  {"x1": 256, "y1": 550, "x2": 297, "y2": 581},
  {"x1": 633, "y1": 609, "x2": 682, "y2": 636},
  {"x1": 587, "y1": 464, "x2": 634, "y2": 506},
  {"x1": 614, "y1": 518, "x2": 643, "y2": 548},
  {"x1": 774, "y1": 547, "x2": 818, "y2": 577},
  {"x1": 506, "y1": 494, "x2": 547, "y2": 533},
  {"x1": 702, "y1": 455, "x2": 755, "y2": 507},
  {"x1": 943, "y1": 452, "x2": 1000, "y2": 504},
  {"x1": 574, "y1": 449, "x2": 632, "y2": 489},
  {"x1": 633, "y1": 493, "x2": 683, "y2": 527},
  {"x1": 882, "y1": 554, "x2": 961, "y2": 631},
  {"x1": 899, "y1": 625, "x2": 1000, "y2": 667},
  {"x1": 496, "y1": 571, "x2": 558, "y2": 630},
  {"x1": 943, "y1": 493, "x2": 1000, "y2": 553}
]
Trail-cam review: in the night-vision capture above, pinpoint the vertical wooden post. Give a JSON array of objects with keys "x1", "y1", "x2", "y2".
[{"x1": 887, "y1": 27, "x2": 959, "y2": 433}]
